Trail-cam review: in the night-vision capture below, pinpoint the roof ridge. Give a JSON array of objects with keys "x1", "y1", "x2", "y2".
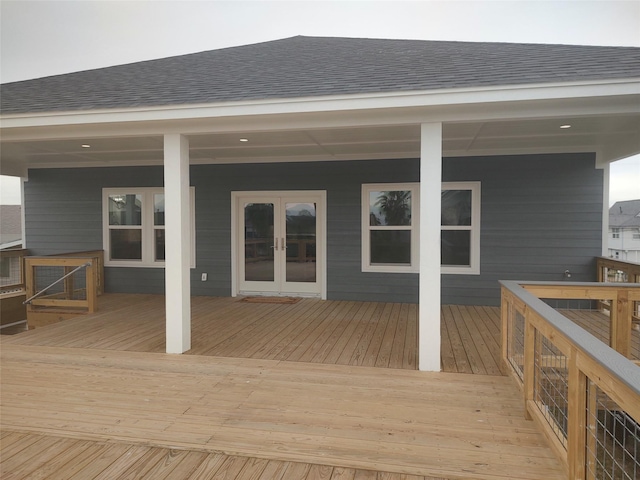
[{"x1": 3, "y1": 36, "x2": 639, "y2": 86}]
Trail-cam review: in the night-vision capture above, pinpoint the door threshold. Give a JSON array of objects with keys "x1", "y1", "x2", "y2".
[{"x1": 238, "y1": 292, "x2": 321, "y2": 299}]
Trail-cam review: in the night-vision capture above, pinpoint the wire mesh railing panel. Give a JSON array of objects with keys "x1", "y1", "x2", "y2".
[
  {"x1": 586, "y1": 381, "x2": 639, "y2": 480},
  {"x1": 605, "y1": 267, "x2": 629, "y2": 283},
  {"x1": 33, "y1": 265, "x2": 88, "y2": 301},
  {"x1": 0, "y1": 256, "x2": 22, "y2": 289},
  {"x1": 507, "y1": 306, "x2": 525, "y2": 382},
  {"x1": 533, "y1": 330, "x2": 569, "y2": 449}
]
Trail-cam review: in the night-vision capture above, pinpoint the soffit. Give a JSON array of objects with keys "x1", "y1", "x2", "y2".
[{"x1": 1, "y1": 114, "x2": 638, "y2": 173}]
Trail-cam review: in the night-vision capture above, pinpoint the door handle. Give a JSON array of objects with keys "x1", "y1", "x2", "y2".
[
  {"x1": 271, "y1": 238, "x2": 278, "y2": 250},
  {"x1": 282, "y1": 238, "x2": 287, "y2": 249}
]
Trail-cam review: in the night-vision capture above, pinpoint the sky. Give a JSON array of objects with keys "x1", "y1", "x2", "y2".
[{"x1": 0, "y1": 0, "x2": 639, "y2": 205}]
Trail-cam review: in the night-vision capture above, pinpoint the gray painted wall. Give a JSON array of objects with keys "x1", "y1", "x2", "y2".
[
  {"x1": 23, "y1": 153, "x2": 602, "y2": 306},
  {"x1": 441, "y1": 153, "x2": 603, "y2": 306}
]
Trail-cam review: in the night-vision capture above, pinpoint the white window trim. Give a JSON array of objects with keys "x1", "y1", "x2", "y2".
[
  {"x1": 441, "y1": 181, "x2": 481, "y2": 275},
  {"x1": 362, "y1": 183, "x2": 420, "y2": 273},
  {"x1": 361, "y1": 181, "x2": 481, "y2": 275},
  {"x1": 103, "y1": 187, "x2": 196, "y2": 268}
]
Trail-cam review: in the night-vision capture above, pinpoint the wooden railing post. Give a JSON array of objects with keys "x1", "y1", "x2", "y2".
[
  {"x1": 567, "y1": 350, "x2": 587, "y2": 480},
  {"x1": 24, "y1": 257, "x2": 35, "y2": 320},
  {"x1": 86, "y1": 261, "x2": 96, "y2": 313},
  {"x1": 611, "y1": 289, "x2": 631, "y2": 358},
  {"x1": 523, "y1": 309, "x2": 535, "y2": 421},
  {"x1": 585, "y1": 379, "x2": 597, "y2": 480},
  {"x1": 501, "y1": 289, "x2": 509, "y2": 375},
  {"x1": 63, "y1": 266, "x2": 74, "y2": 299}
]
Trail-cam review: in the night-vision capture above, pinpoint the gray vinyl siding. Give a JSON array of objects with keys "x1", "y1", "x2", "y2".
[
  {"x1": 441, "y1": 153, "x2": 603, "y2": 305},
  {"x1": 23, "y1": 153, "x2": 602, "y2": 305}
]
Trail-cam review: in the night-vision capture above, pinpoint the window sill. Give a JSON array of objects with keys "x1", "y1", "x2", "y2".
[{"x1": 362, "y1": 265, "x2": 418, "y2": 274}]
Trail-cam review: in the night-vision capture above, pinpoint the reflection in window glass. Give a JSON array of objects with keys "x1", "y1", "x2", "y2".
[
  {"x1": 154, "y1": 194, "x2": 165, "y2": 226},
  {"x1": 244, "y1": 203, "x2": 275, "y2": 282},
  {"x1": 109, "y1": 194, "x2": 142, "y2": 226},
  {"x1": 110, "y1": 230, "x2": 142, "y2": 260},
  {"x1": 369, "y1": 191, "x2": 411, "y2": 226},
  {"x1": 286, "y1": 202, "x2": 317, "y2": 282},
  {"x1": 441, "y1": 190, "x2": 471, "y2": 226},
  {"x1": 370, "y1": 230, "x2": 411, "y2": 264},
  {"x1": 441, "y1": 230, "x2": 471, "y2": 266},
  {"x1": 155, "y1": 229, "x2": 165, "y2": 261}
]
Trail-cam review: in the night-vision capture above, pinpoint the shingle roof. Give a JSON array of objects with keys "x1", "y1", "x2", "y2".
[
  {"x1": 2, "y1": 36, "x2": 640, "y2": 115},
  {"x1": 609, "y1": 200, "x2": 640, "y2": 228}
]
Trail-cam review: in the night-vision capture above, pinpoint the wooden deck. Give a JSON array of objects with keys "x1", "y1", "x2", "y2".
[
  {"x1": 4, "y1": 295, "x2": 626, "y2": 479},
  {"x1": 561, "y1": 308, "x2": 640, "y2": 360},
  {"x1": 1, "y1": 294, "x2": 504, "y2": 375},
  {"x1": 0, "y1": 343, "x2": 565, "y2": 479},
  {"x1": 1, "y1": 430, "x2": 455, "y2": 480}
]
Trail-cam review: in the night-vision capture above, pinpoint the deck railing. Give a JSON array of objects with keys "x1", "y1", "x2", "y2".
[
  {"x1": 24, "y1": 250, "x2": 104, "y2": 321},
  {"x1": 501, "y1": 281, "x2": 640, "y2": 480},
  {"x1": 597, "y1": 257, "x2": 640, "y2": 322},
  {"x1": 0, "y1": 248, "x2": 28, "y2": 328},
  {"x1": 0, "y1": 248, "x2": 27, "y2": 292}
]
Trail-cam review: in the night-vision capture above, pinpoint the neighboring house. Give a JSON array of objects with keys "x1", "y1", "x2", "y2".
[
  {"x1": 1, "y1": 36, "x2": 639, "y2": 370},
  {"x1": 0, "y1": 205, "x2": 23, "y2": 292},
  {"x1": 0, "y1": 205, "x2": 22, "y2": 249},
  {"x1": 609, "y1": 199, "x2": 640, "y2": 263}
]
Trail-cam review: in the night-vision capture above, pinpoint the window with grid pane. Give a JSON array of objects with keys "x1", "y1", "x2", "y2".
[
  {"x1": 103, "y1": 188, "x2": 195, "y2": 267},
  {"x1": 362, "y1": 184, "x2": 419, "y2": 273}
]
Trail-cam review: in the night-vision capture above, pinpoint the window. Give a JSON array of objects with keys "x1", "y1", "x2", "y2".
[
  {"x1": 441, "y1": 182, "x2": 481, "y2": 275},
  {"x1": 612, "y1": 228, "x2": 620, "y2": 239},
  {"x1": 103, "y1": 188, "x2": 195, "y2": 267},
  {"x1": 362, "y1": 183, "x2": 419, "y2": 273},
  {"x1": 361, "y1": 182, "x2": 480, "y2": 275}
]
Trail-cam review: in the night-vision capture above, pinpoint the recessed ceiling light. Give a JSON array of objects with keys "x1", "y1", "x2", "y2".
[
  {"x1": 239, "y1": 138, "x2": 249, "y2": 142},
  {"x1": 559, "y1": 125, "x2": 572, "y2": 129},
  {"x1": 81, "y1": 144, "x2": 91, "y2": 148}
]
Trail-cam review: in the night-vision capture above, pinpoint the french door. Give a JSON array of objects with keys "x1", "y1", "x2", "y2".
[{"x1": 234, "y1": 191, "x2": 325, "y2": 297}]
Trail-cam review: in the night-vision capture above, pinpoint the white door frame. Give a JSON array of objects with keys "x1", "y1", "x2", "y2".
[{"x1": 231, "y1": 190, "x2": 327, "y2": 299}]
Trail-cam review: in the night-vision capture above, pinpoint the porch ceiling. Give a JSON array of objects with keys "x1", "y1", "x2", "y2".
[{"x1": 1, "y1": 114, "x2": 639, "y2": 173}]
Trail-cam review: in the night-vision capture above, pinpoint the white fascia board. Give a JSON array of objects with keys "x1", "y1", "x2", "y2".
[{"x1": 1, "y1": 78, "x2": 639, "y2": 135}]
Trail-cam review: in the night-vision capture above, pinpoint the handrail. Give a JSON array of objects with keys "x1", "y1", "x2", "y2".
[
  {"x1": 501, "y1": 280, "x2": 640, "y2": 479},
  {"x1": 503, "y1": 281, "x2": 640, "y2": 392},
  {"x1": 597, "y1": 256, "x2": 640, "y2": 322},
  {"x1": 23, "y1": 262, "x2": 91, "y2": 305},
  {"x1": 597, "y1": 256, "x2": 640, "y2": 280}
]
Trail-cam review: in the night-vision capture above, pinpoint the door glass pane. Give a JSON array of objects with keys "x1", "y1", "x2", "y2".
[
  {"x1": 285, "y1": 202, "x2": 316, "y2": 283},
  {"x1": 369, "y1": 191, "x2": 411, "y2": 226},
  {"x1": 441, "y1": 190, "x2": 472, "y2": 226},
  {"x1": 441, "y1": 230, "x2": 471, "y2": 266},
  {"x1": 370, "y1": 230, "x2": 411, "y2": 264},
  {"x1": 109, "y1": 194, "x2": 142, "y2": 226},
  {"x1": 244, "y1": 203, "x2": 274, "y2": 282},
  {"x1": 110, "y1": 229, "x2": 142, "y2": 260}
]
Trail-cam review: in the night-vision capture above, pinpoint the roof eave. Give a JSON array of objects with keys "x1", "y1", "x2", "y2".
[{"x1": 2, "y1": 78, "x2": 639, "y2": 132}]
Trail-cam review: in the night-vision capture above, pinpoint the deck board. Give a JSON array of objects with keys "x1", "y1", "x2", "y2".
[
  {"x1": 561, "y1": 308, "x2": 640, "y2": 360},
  {"x1": 0, "y1": 344, "x2": 564, "y2": 480}
]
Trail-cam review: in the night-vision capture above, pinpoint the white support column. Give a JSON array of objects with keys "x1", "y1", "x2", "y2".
[
  {"x1": 419, "y1": 122, "x2": 443, "y2": 371},
  {"x1": 164, "y1": 134, "x2": 191, "y2": 354},
  {"x1": 599, "y1": 158, "x2": 611, "y2": 257}
]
